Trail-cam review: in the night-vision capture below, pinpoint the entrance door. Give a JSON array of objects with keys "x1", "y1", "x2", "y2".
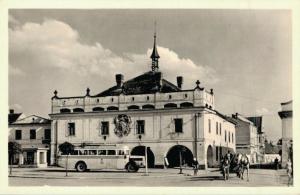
[
  {"x1": 207, "y1": 145, "x2": 213, "y2": 168},
  {"x1": 26, "y1": 151, "x2": 35, "y2": 165}
]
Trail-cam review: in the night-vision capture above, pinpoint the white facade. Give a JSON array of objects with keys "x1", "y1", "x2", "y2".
[
  {"x1": 231, "y1": 114, "x2": 261, "y2": 164},
  {"x1": 9, "y1": 115, "x2": 51, "y2": 168},
  {"x1": 50, "y1": 92, "x2": 235, "y2": 169},
  {"x1": 278, "y1": 100, "x2": 293, "y2": 167}
]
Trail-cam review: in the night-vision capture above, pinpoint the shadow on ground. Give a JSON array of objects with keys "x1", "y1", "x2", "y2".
[{"x1": 187, "y1": 175, "x2": 225, "y2": 181}]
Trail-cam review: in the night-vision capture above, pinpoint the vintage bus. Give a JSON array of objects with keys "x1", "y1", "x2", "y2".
[{"x1": 57, "y1": 145, "x2": 145, "y2": 172}]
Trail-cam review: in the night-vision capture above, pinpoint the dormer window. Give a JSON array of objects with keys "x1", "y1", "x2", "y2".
[
  {"x1": 169, "y1": 95, "x2": 172, "y2": 99},
  {"x1": 132, "y1": 97, "x2": 135, "y2": 102},
  {"x1": 111, "y1": 98, "x2": 114, "y2": 102},
  {"x1": 147, "y1": 96, "x2": 150, "y2": 101},
  {"x1": 185, "y1": 94, "x2": 188, "y2": 98},
  {"x1": 96, "y1": 99, "x2": 99, "y2": 103}
]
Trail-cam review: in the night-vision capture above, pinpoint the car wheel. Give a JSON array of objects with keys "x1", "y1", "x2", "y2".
[{"x1": 76, "y1": 162, "x2": 87, "y2": 172}]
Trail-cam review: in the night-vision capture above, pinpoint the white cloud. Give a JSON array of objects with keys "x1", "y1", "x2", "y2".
[
  {"x1": 9, "y1": 18, "x2": 218, "y2": 89},
  {"x1": 255, "y1": 107, "x2": 271, "y2": 115}
]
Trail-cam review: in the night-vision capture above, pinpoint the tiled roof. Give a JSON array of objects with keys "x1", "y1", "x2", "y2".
[
  {"x1": 94, "y1": 71, "x2": 180, "y2": 97},
  {"x1": 11, "y1": 115, "x2": 51, "y2": 125}
]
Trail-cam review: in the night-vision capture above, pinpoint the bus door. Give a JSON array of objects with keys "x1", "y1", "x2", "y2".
[
  {"x1": 97, "y1": 150, "x2": 107, "y2": 169},
  {"x1": 116, "y1": 149, "x2": 127, "y2": 169},
  {"x1": 106, "y1": 150, "x2": 117, "y2": 169}
]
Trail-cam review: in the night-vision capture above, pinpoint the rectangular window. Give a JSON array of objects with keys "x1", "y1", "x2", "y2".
[
  {"x1": 216, "y1": 122, "x2": 218, "y2": 134},
  {"x1": 98, "y1": 150, "x2": 106, "y2": 155},
  {"x1": 208, "y1": 119, "x2": 211, "y2": 133},
  {"x1": 232, "y1": 133, "x2": 234, "y2": 143},
  {"x1": 216, "y1": 147, "x2": 219, "y2": 161},
  {"x1": 220, "y1": 123, "x2": 222, "y2": 135},
  {"x1": 15, "y1": 130, "x2": 22, "y2": 140},
  {"x1": 136, "y1": 120, "x2": 145, "y2": 134},
  {"x1": 101, "y1": 121, "x2": 109, "y2": 135},
  {"x1": 107, "y1": 150, "x2": 116, "y2": 155},
  {"x1": 30, "y1": 129, "x2": 36, "y2": 139},
  {"x1": 44, "y1": 129, "x2": 51, "y2": 140},
  {"x1": 228, "y1": 131, "x2": 231, "y2": 142},
  {"x1": 225, "y1": 130, "x2": 227, "y2": 142},
  {"x1": 68, "y1": 122, "x2": 75, "y2": 136},
  {"x1": 174, "y1": 118, "x2": 183, "y2": 133}
]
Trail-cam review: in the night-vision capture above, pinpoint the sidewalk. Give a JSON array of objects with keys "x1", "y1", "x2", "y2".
[{"x1": 8, "y1": 166, "x2": 210, "y2": 179}]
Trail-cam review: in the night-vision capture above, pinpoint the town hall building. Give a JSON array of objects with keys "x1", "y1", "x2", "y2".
[{"x1": 49, "y1": 33, "x2": 236, "y2": 169}]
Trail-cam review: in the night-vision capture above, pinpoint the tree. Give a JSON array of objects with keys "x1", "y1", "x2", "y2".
[
  {"x1": 58, "y1": 142, "x2": 74, "y2": 176},
  {"x1": 8, "y1": 141, "x2": 21, "y2": 176}
]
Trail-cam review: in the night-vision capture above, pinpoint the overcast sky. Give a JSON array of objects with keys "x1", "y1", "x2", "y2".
[{"x1": 9, "y1": 9, "x2": 292, "y2": 142}]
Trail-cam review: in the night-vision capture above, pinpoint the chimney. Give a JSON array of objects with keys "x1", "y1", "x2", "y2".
[
  {"x1": 9, "y1": 109, "x2": 14, "y2": 114},
  {"x1": 115, "y1": 74, "x2": 124, "y2": 88},
  {"x1": 177, "y1": 76, "x2": 183, "y2": 89}
]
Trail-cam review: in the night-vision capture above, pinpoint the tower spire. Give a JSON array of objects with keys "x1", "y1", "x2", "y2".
[{"x1": 151, "y1": 21, "x2": 160, "y2": 72}]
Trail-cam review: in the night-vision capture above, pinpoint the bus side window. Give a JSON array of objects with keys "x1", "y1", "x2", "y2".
[
  {"x1": 71, "y1": 150, "x2": 79, "y2": 155},
  {"x1": 118, "y1": 150, "x2": 124, "y2": 155},
  {"x1": 98, "y1": 150, "x2": 106, "y2": 155},
  {"x1": 89, "y1": 150, "x2": 97, "y2": 155},
  {"x1": 78, "y1": 150, "x2": 84, "y2": 155},
  {"x1": 84, "y1": 150, "x2": 88, "y2": 155},
  {"x1": 107, "y1": 150, "x2": 116, "y2": 155}
]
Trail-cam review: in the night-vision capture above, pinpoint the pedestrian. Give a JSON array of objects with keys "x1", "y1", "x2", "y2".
[
  {"x1": 286, "y1": 158, "x2": 293, "y2": 186},
  {"x1": 192, "y1": 157, "x2": 199, "y2": 176},
  {"x1": 274, "y1": 157, "x2": 279, "y2": 170}
]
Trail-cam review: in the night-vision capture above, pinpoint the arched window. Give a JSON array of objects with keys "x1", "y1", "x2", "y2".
[
  {"x1": 73, "y1": 108, "x2": 84, "y2": 113},
  {"x1": 60, "y1": 108, "x2": 71, "y2": 113},
  {"x1": 107, "y1": 106, "x2": 119, "y2": 111},
  {"x1": 128, "y1": 105, "x2": 139, "y2": 110},
  {"x1": 164, "y1": 103, "x2": 177, "y2": 109},
  {"x1": 92, "y1": 107, "x2": 104, "y2": 112},
  {"x1": 180, "y1": 102, "x2": 193, "y2": 108},
  {"x1": 142, "y1": 104, "x2": 155, "y2": 110}
]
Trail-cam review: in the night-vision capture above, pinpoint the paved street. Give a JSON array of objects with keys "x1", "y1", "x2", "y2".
[{"x1": 9, "y1": 167, "x2": 291, "y2": 187}]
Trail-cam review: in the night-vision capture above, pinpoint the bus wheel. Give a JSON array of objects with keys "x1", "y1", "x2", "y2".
[
  {"x1": 76, "y1": 161, "x2": 87, "y2": 172},
  {"x1": 126, "y1": 162, "x2": 138, "y2": 172}
]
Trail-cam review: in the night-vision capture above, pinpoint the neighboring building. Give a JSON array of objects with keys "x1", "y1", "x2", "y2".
[
  {"x1": 49, "y1": 33, "x2": 236, "y2": 169},
  {"x1": 278, "y1": 100, "x2": 293, "y2": 167},
  {"x1": 231, "y1": 113, "x2": 261, "y2": 164},
  {"x1": 9, "y1": 115, "x2": 51, "y2": 167},
  {"x1": 247, "y1": 116, "x2": 265, "y2": 162}
]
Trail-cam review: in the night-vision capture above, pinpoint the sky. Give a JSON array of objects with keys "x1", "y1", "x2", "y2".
[{"x1": 8, "y1": 9, "x2": 292, "y2": 142}]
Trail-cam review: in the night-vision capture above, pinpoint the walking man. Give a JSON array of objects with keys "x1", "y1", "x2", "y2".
[{"x1": 192, "y1": 157, "x2": 199, "y2": 176}]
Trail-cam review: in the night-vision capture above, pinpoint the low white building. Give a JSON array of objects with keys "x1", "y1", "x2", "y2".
[
  {"x1": 9, "y1": 115, "x2": 51, "y2": 168},
  {"x1": 49, "y1": 33, "x2": 236, "y2": 169},
  {"x1": 278, "y1": 100, "x2": 293, "y2": 167},
  {"x1": 231, "y1": 113, "x2": 261, "y2": 164}
]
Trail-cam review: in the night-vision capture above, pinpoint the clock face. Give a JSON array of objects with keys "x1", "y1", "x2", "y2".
[{"x1": 114, "y1": 114, "x2": 132, "y2": 137}]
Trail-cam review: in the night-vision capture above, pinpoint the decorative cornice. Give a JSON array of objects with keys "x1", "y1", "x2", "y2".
[{"x1": 278, "y1": 110, "x2": 293, "y2": 119}]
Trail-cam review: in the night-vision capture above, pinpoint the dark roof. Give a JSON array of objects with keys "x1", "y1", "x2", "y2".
[
  {"x1": 9, "y1": 113, "x2": 22, "y2": 124},
  {"x1": 247, "y1": 116, "x2": 263, "y2": 134},
  {"x1": 94, "y1": 71, "x2": 180, "y2": 97}
]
